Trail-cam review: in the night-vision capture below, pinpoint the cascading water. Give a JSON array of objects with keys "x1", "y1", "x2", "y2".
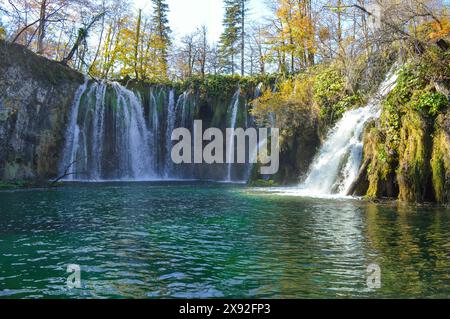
[
  {"x1": 165, "y1": 89, "x2": 175, "y2": 178},
  {"x1": 149, "y1": 88, "x2": 160, "y2": 171},
  {"x1": 296, "y1": 68, "x2": 399, "y2": 197},
  {"x1": 226, "y1": 88, "x2": 241, "y2": 182},
  {"x1": 180, "y1": 91, "x2": 190, "y2": 128},
  {"x1": 60, "y1": 81, "x2": 155, "y2": 181},
  {"x1": 60, "y1": 80, "x2": 259, "y2": 182},
  {"x1": 60, "y1": 77, "x2": 89, "y2": 180},
  {"x1": 245, "y1": 83, "x2": 264, "y2": 180}
]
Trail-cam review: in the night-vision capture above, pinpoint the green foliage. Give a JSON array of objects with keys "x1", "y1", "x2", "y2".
[
  {"x1": 151, "y1": 0, "x2": 172, "y2": 76},
  {"x1": 313, "y1": 66, "x2": 360, "y2": 123},
  {"x1": 182, "y1": 74, "x2": 241, "y2": 97},
  {"x1": 415, "y1": 45, "x2": 450, "y2": 84},
  {"x1": 249, "y1": 179, "x2": 278, "y2": 187},
  {"x1": 411, "y1": 91, "x2": 449, "y2": 117},
  {"x1": 380, "y1": 65, "x2": 426, "y2": 152},
  {"x1": 363, "y1": 54, "x2": 450, "y2": 202},
  {"x1": 178, "y1": 74, "x2": 276, "y2": 99},
  {"x1": 219, "y1": 0, "x2": 247, "y2": 73},
  {"x1": 313, "y1": 67, "x2": 345, "y2": 107},
  {"x1": 0, "y1": 180, "x2": 38, "y2": 190}
]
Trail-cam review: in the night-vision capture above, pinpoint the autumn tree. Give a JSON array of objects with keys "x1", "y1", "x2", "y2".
[{"x1": 268, "y1": 0, "x2": 316, "y2": 73}]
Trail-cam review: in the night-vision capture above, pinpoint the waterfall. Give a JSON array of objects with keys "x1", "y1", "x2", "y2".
[
  {"x1": 226, "y1": 88, "x2": 241, "y2": 181},
  {"x1": 165, "y1": 89, "x2": 175, "y2": 178},
  {"x1": 297, "y1": 68, "x2": 399, "y2": 197},
  {"x1": 59, "y1": 77, "x2": 89, "y2": 180},
  {"x1": 60, "y1": 81, "x2": 155, "y2": 181},
  {"x1": 60, "y1": 81, "x2": 255, "y2": 182},
  {"x1": 149, "y1": 88, "x2": 160, "y2": 172},
  {"x1": 245, "y1": 83, "x2": 264, "y2": 181},
  {"x1": 180, "y1": 91, "x2": 190, "y2": 128}
]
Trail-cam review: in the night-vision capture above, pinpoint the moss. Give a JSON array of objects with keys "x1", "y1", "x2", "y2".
[
  {"x1": 0, "y1": 179, "x2": 59, "y2": 190},
  {"x1": 396, "y1": 111, "x2": 432, "y2": 202},
  {"x1": 362, "y1": 60, "x2": 449, "y2": 203},
  {"x1": 363, "y1": 124, "x2": 396, "y2": 199},
  {"x1": 0, "y1": 39, "x2": 83, "y2": 86},
  {"x1": 249, "y1": 179, "x2": 279, "y2": 187},
  {"x1": 177, "y1": 74, "x2": 277, "y2": 100},
  {"x1": 0, "y1": 180, "x2": 31, "y2": 190},
  {"x1": 431, "y1": 114, "x2": 450, "y2": 203}
]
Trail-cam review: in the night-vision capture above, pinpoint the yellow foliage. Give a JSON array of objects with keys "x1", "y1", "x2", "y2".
[
  {"x1": 272, "y1": 0, "x2": 316, "y2": 70},
  {"x1": 0, "y1": 27, "x2": 5, "y2": 40},
  {"x1": 428, "y1": 18, "x2": 450, "y2": 41},
  {"x1": 251, "y1": 72, "x2": 317, "y2": 137}
]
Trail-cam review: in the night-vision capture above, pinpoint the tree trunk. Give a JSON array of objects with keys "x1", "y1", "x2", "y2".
[
  {"x1": 337, "y1": 0, "x2": 343, "y2": 57},
  {"x1": 37, "y1": 0, "x2": 47, "y2": 54},
  {"x1": 241, "y1": 0, "x2": 245, "y2": 76},
  {"x1": 61, "y1": 12, "x2": 106, "y2": 66},
  {"x1": 134, "y1": 9, "x2": 142, "y2": 80}
]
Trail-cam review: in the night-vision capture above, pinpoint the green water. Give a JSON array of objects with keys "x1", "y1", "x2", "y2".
[{"x1": 0, "y1": 182, "x2": 448, "y2": 299}]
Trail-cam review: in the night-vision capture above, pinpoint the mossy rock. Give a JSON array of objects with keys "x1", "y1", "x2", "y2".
[
  {"x1": 396, "y1": 111, "x2": 433, "y2": 202},
  {"x1": 431, "y1": 113, "x2": 450, "y2": 203},
  {"x1": 363, "y1": 121, "x2": 398, "y2": 199},
  {"x1": 249, "y1": 179, "x2": 278, "y2": 187}
]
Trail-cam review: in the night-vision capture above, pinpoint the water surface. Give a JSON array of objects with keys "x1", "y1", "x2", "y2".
[{"x1": 0, "y1": 182, "x2": 448, "y2": 298}]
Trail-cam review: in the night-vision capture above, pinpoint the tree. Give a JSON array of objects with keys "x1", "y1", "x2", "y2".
[
  {"x1": 37, "y1": 0, "x2": 47, "y2": 54},
  {"x1": 219, "y1": 0, "x2": 248, "y2": 74},
  {"x1": 134, "y1": 8, "x2": 142, "y2": 80},
  {"x1": 247, "y1": 22, "x2": 269, "y2": 75},
  {"x1": 150, "y1": 0, "x2": 171, "y2": 77},
  {"x1": 197, "y1": 25, "x2": 209, "y2": 77},
  {"x1": 269, "y1": 0, "x2": 316, "y2": 73},
  {"x1": 239, "y1": 0, "x2": 249, "y2": 76},
  {"x1": 61, "y1": 11, "x2": 106, "y2": 66}
]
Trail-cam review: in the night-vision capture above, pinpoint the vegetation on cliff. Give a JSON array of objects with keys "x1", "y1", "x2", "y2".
[{"x1": 358, "y1": 48, "x2": 450, "y2": 203}]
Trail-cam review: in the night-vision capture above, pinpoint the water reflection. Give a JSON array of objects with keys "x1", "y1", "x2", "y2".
[{"x1": 363, "y1": 203, "x2": 449, "y2": 298}]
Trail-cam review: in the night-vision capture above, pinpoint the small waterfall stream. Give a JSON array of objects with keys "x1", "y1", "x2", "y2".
[
  {"x1": 165, "y1": 89, "x2": 175, "y2": 178},
  {"x1": 296, "y1": 69, "x2": 399, "y2": 197},
  {"x1": 60, "y1": 78, "x2": 89, "y2": 180},
  {"x1": 226, "y1": 88, "x2": 241, "y2": 181}
]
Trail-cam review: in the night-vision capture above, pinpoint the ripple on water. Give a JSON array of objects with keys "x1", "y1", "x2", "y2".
[{"x1": 0, "y1": 182, "x2": 449, "y2": 298}]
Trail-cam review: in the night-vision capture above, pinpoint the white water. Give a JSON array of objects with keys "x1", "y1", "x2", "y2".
[
  {"x1": 289, "y1": 68, "x2": 399, "y2": 198},
  {"x1": 60, "y1": 81, "x2": 263, "y2": 182},
  {"x1": 60, "y1": 81, "x2": 155, "y2": 181},
  {"x1": 59, "y1": 77, "x2": 88, "y2": 180},
  {"x1": 180, "y1": 91, "x2": 189, "y2": 128},
  {"x1": 149, "y1": 88, "x2": 160, "y2": 168},
  {"x1": 226, "y1": 88, "x2": 241, "y2": 181},
  {"x1": 165, "y1": 89, "x2": 176, "y2": 177}
]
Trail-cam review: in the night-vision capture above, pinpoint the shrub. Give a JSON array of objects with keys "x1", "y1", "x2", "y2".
[{"x1": 412, "y1": 91, "x2": 449, "y2": 117}]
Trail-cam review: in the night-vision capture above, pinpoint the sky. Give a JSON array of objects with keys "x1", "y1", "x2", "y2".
[{"x1": 133, "y1": 0, "x2": 272, "y2": 43}]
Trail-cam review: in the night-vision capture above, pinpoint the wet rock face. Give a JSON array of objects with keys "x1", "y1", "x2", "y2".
[
  {"x1": 274, "y1": 115, "x2": 321, "y2": 185},
  {"x1": 431, "y1": 111, "x2": 450, "y2": 203},
  {"x1": 0, "y1": 40, "x2": 83, "y2": 181},
  {"x1": 352, "y1": 110, "x2": 450, "y2": 203}
]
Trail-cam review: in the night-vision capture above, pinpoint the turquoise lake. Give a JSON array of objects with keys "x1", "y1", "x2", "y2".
[{"x1": 0, "y1": 182, "x2": 449, "y2": 299}]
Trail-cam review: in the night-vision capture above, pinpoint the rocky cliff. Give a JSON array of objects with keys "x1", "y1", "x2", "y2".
[{"x1": 0, "y1": 40, "x2": 83, "y2": 181}]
